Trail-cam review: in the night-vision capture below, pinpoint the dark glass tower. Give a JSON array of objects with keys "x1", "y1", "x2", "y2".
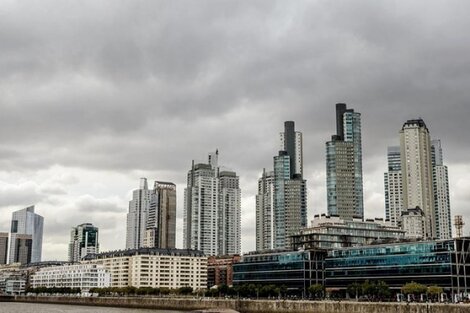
[{"x1": 326, "y1": 103, "x2": 364, "y2": 220}]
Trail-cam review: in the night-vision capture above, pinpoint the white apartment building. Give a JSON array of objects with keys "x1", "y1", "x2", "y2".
[
  {"x1": 84, "y1": 248, "x2": 207, "y2": 290},
  {"x1": 400, "y1": 119, "x2": 435, "y2": 238},
  {"x1": 184, "y1": 151, "x2": 241, "y2": 256},
  {"x1": 31, "y1": 263, "x2": 110, "y2": 292}
]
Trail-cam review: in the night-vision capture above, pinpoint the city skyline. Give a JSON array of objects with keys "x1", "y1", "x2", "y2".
[{"x1": 0, "y1": 1, "x2": 470, "y2": 261}]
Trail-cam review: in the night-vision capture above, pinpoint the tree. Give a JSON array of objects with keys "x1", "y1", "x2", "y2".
[
  {"x1": 427, "y1": 286, "x2": 443, "y2": 302},
  {"x1": 308, "y1": 284, "x2": 324, "y2": 299},
  {"x1": 402, "y1": 282, "x2": 427, "y2": 297},
  {"x1": 375, "y1": 281, "x2": 391, "y2": 300},
  {"x1": 361, "y1": 280, "x2": 377, "y2": 299},
  {"x1": 347, "y1": 283, "x2": 362, "y2": 300}
]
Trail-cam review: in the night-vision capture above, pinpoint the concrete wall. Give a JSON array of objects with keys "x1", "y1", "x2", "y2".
[{"x1": 13, "y1": 296, "x2": 470, "y2": 313}]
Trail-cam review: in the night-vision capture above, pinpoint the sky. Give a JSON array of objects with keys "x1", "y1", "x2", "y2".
[{"x1": 1, "y1": 1, "x2": 470, "y2": 261}]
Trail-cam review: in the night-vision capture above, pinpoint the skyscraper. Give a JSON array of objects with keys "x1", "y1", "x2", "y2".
[
  {"x1": 431, "y1": 139, "x2": 452, "y2": 239},
  {"x1": 126, "y1": 178, "x2": 151, "y2": 250},
  {"x1": 68, "y1": 223, "x2": 99, "y2": 262},
  {"x1": 183, "y1": 151, "x2": 241, "y2": 256},
  {"x1": 0, "y1": 233, "x2": 8, "y2": 265},
  {"x1": 400, "y1": 119, "x2": 435, "y2": 238},
  {"x1": 326, "y1": 103, "x2": 364, "y2": 220},
  {"x1": 384, "y1": 146, "x2": 403, "y2": 226},
  {"x1": 11, "y1": 234, "x2": 32, "y2": 265},
  {"x1": 144, "y1": 181, "x2": 177, "y2": 249},
  {"x1": 255, "y1": 169, "x2": 274, "y2": 251},
  {"x1": 256, "y1": 121, "x2": 307, "y2": 250},
  {"x1": 8, "y1": 206, "x2": 43, "y2": 264}
]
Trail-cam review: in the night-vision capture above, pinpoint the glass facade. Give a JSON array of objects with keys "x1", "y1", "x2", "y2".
[
  {"x1": 326, "y1": 104, "x2": 363, "y2": 220},
  {"x1": 325, "y1": 238, "x2": 470, "y2": 295},
  {"x1": 233, "y1": 250, "x2": 326, "y2": 295},
  {"x1": 291, "y1": 216, "x2": 404, "y2": 250}
]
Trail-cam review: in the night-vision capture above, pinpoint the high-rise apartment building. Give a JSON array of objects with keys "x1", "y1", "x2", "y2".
[
  {"x1": 8, "y1": 206, "x2": 43, "y2": 264},
  {"x1": 144, "y1": 181, "x2": 177, "y2": 249},
  {"x1": 126, "y1": 178, "x2": 151, "y2": 250},
  {"x1": 126, "y1": 178, "x2": 177, "y2": 250},
  {"x1": 256, "y1": 122, "x2": 307, "y2": 250},
  {"x1": 431, "y1": 140, "x2": 452, "y2": 239},
  {"x1": 400, "y1": 119, "x2": 436, "y2": 238},
  {"x1": 183, "y1": 151, "x2": 241, "y2": 256},
  {"x1": 68, "y1": 223, "x2": 99, "y2": 262},
  {"x1": 0, "y1": 233, "x2": 8, "y2": 265},
  {"x1": 326, "y1": 103, "x2": 364, "y2": 220},
  {"x1": 255, "y1": 169, "x2": 274, "y2": 251},
  {"x1": 384, "y1": 146, "x2": 403, "y2": 226}
]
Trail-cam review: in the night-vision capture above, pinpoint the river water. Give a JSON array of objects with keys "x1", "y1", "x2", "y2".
[{"x1": 0, "y1": 303, "x2": 187, "y2": 313}]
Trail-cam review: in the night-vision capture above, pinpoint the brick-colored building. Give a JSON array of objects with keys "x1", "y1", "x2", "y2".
[{"x1": 207, "y1": 255, "x2": 240, "y2": 288}]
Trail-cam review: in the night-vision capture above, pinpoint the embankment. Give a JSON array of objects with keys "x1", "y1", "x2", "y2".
[{"x1": 12, "y1": 296, "x2": 470, "y2": 313}]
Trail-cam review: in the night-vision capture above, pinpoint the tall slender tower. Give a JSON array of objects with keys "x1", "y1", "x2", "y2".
[
  {"x1": 144, "y1": 181, "x2": 177, "y2": 249},
  {"x1": 68, "y1": 223, "x2": 99, "y2": 262},
  {"x1": 126, "y1": 178, "x2": 150, "y2": 249},
  {"x1": 431, "y1": 140, "x2": 452, "y2": 239},
  {"x1": 400, "y1": 119, "x2": 436, "y2": 238},
  {"x1": 183, "y1": 151, "x2": 241, "y2": 256},
  {"x1": 255, "y1": 169, "x2": 274, "y2": 251},
  {"x1": 326, "y1": 103, "x2": 364, "y2": 220},
  {"x1": 384, "y1": 146, "x2": 403, "y2": 226},
  {"x1": 256, "y1": 121, "x2": 306, "y2": 250}
]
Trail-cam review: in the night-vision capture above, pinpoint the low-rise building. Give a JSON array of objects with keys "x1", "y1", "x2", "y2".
[
  {"x1": 84, "y1": 248, "x2": 207, "y2": 290},
  {"x1": 325, "y1": 238, "x2": 470, "y2": 298},
  {"x1": 207, "y1": 255, "x2": 240, "y2": 288},
  {"x1": 5, "y1": 280, "x2": 26, "y2": 295},
  {"x1": 233, "y1": 249, "x2": 326, "y2": 297},
  {"x1": 291, "y1": 215, "x2": 405, "y2": 250},
  {"x1": 31, "y1": 263, "x2": 110, "y2": 292}
]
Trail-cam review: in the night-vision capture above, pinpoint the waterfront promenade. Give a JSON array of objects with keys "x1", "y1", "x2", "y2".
[{"x1": 10, "y1": 296, "x2": 470, "y2": 313}]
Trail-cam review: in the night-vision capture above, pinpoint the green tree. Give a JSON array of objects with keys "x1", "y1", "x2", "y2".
[
  {"x1": 402, "y1": 282, "x2": 427, "y2": 296},
  {"x1": 347, "y1": 282, "x2": 362, "y2": 300},
  {"x1": 427, "y1": 285, "x2": 443, "y2": 302},
  {"x1": 375, "y1": 281, "x2": 391, "y2": 300},
  {"x1": 308, "y1": 284, "x2": 324, "y2": 299}
]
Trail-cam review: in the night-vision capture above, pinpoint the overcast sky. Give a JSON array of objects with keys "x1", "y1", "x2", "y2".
[{"x1": 1, "y1": 1, "x2": 470, "y2": 261}]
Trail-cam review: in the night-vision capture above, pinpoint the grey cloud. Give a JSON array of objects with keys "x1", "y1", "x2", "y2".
[{"x1": 0, "y1": 1, "x2": 469, "y2": 258}]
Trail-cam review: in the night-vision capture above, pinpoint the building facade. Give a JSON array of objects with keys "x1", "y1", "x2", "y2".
[
  {"x1": 126, "y1": 178, "x2": 151, "y2": 250},
  {"x1": 31, "y1": 263, "x2": 110, "y2": 292},
  {"x1": 69, "y1": 223, "x2": 99, "y2": 262},
  {"x1": 400, "y1": 207, "x2": 425, "y2": 239},
  {"x1": 207, "y1": 255, "x2": 240, "y2": 288},
  {"x1": 84, "y1": 248, "x2": 207, "y2": 290},
  {"x1": 233, "y1": 249, "x2": 326, "y2": 296},
  {"x1": 325, "y1": 238, "x2": 470, "y2": 298},
  {"x1": 144, "y1": 181, "x2": 177, "y2": 249},
  {"x1": 8, "y1": 206, "x2": 43, "y2": 264},
  {"x1": 327, "y1": 103, "x2": 364, "y2": 220},
  {"x1": 431, "y1": 140, "x2": 452, "y2": 240},
  {"x1": 183, "y1": 151, "x2": 241, "y2": 256},
  {"x1": 400, "y1": 119, "x2": 435, "y2": 239},
  {"x1": 384, "y1": 146, "x2": 403, "y2": 227},
  {"x1": 291, "y1": 215, "x2": 405, "y2": 251},
  {"x1": 255, "y1": 169, "x2": 274, "y2": 251},
  {"x1": 257, "y1": 122, "x2": 307, "y2": 250},
  {"x1": 0, "y1": 233, "x2": 8, "y2": 265}
]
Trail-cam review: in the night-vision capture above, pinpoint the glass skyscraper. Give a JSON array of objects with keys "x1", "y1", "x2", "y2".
[
  {"x1": 68, "y1": 223, "x2": 99, "y2": 262},
  {"x1": 326, "y1": 103, "x2": 364, "y2": 220},
  {"x1": 8, "y1": 206, "x2": 43, "y2": 264}
]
